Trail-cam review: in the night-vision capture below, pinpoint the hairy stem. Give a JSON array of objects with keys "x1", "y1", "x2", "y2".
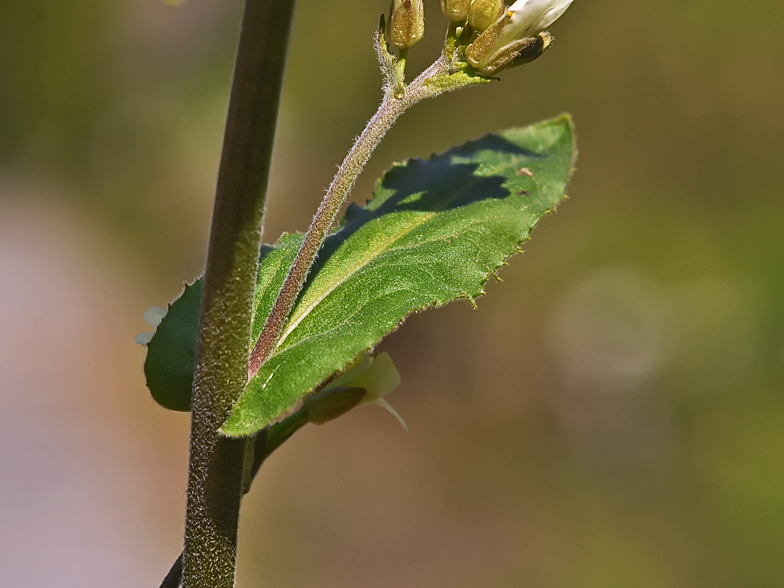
[
  {"x1": 161, "y1": 418, "x2": 307, "y2": 588},
  {"x1": 160, "y1": 555, "x2": 183, "y2": 588},
  {"x1": 162, "y1": 433, "x2": 273, "y2": 588},
  {"x1": 247, "y1": 56, "x2": 477, "y2": 377},
  {"x1": 183, "y1": 1, "x2": 297, "y2": 587}
]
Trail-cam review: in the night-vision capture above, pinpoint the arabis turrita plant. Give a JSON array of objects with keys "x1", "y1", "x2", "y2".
[{"x1": 143, "y1": 2, "x2": 577, "y2": 587}]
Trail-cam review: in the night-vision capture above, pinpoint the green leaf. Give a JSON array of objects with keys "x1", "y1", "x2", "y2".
[
  {"x1": 140, "y1": 240, "x2": 290, "y2": 412},
  {"x1": 142, "y1": 116, "x2": 575, "y2": 428},
  {"x1": 222, "y1": 115, "x2": 576, "y2": 436},
  {"x1": 143, "y1": 280, "x2": 203, "y2": 411}
]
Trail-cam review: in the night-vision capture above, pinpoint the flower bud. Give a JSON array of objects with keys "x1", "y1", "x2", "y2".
[
  {"x1": 468, "y1": 0, "x2": 505, "y2": 33},
  {"x1": 508, "y1": 31, "x2": 554, "y2": 67},
  {"x1": 466, "y1": 0, "x2": 572, "y2": 75},
  {"x1": 440, "y1": 0, "x2": 471, "y2": 24},
  {"x1": 390, "y1": 0, "x2": 425, "y2": 49},
  {"x1": 468, "y1": 28, "x2": 553, "y2": 75}
]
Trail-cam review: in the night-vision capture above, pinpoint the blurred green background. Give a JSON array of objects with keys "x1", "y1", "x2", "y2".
[{"x1": 1, "y1": 0, "x2": 783, "y2": 586}]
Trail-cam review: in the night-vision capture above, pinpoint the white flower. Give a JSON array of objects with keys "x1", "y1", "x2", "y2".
[
  {"x1": 466, "y1": 0, "x2": 572, "y2": 75},
  {"x1": 500, "y1": 0, "x2": 574, "y2": 44}
]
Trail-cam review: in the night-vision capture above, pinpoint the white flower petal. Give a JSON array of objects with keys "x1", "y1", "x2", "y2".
[
  {"x1": 134, "y1": 332, "x2": 154, "y2": 346},
  {"x1": 540, "y1": 0, "x2": 574, "y2": 28},
  {"x1": 143, "y1": 306, "x2": 168, "y2": 328},
  {"x1": 504, "y1": 0, "x2": 574, "y2": 43}
]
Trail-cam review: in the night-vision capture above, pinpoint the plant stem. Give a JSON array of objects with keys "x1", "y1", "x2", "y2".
[
  {"x1": 160, "y1": 555, "x2": 183, "y2": 588},
  {"x1": 183, "y1": 0, "x2": 297, "y2": 587},
  {"x1": 248, "y1": 55, "x2": 483, "y2": 378},
  {"x1": 160, "y1": 419, "x2": 304, "y2": 588},
  {"x1": 161, "y1": 430, "x2": 271, "y2": 588}
]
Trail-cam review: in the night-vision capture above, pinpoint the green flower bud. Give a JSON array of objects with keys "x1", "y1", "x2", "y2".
[
  {"x1": 508, "y1": 31, "x2": 554, "y2": 67},
  {"x1": 440, "y1": 0, "x2": 471, "y2": 23},
  {"x1": 390, "y1": 0, "x2": 425, "y2": 49},
  {"x1": 468, "y1": 0, "x2": 505, "y2": 33}
]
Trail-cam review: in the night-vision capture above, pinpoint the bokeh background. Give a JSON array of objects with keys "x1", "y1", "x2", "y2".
[{"x1": 2, "y1": 0, "x2": 783, "y2": 586}]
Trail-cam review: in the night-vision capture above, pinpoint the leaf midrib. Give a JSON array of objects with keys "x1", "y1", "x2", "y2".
[{"x1": 275, "y1": 211, "x2": 436, "y2": 348}]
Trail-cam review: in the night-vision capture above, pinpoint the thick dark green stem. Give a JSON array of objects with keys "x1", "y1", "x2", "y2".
[
  {"x1": 183, "y1": 1, "x2": 297, "y2": 587},
  {"x1": 161, "y1": 422, "x2": 302, "y2": 588},
  {"x1": 160, "y1": 554, "x2": 183, "y2": 588}
]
